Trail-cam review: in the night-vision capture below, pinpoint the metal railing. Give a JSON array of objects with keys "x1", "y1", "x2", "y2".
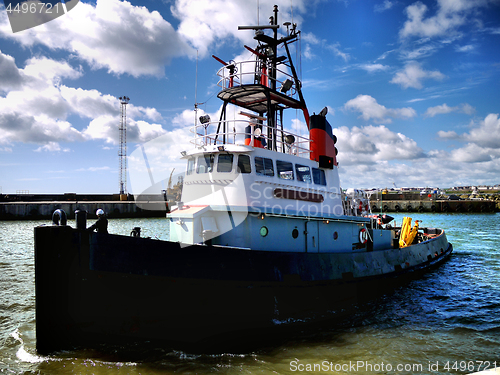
[
  {"x1": 216, "y1": 60, "x2": 298, "y2": 96},
  {"x1": 190, "y1": 119, "x2": 311, "y2": 157}
]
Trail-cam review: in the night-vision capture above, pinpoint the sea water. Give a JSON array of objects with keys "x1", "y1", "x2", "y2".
[{"x1": 0, "y1": 213, "x2": 499, "y2": 374}]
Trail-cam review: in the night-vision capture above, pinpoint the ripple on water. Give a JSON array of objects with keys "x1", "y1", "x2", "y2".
[{"x1": 0, "y1": 215, "x2": 499, "y2": 375}]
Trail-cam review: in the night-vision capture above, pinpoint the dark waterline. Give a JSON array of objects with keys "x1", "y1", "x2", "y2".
[{"x1": 1, "y1": 214, "x2": 499, "y2": 374}]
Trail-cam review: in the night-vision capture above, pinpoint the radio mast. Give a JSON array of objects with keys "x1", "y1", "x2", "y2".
[{"x1": 118, "y1": 96, "x2": 130, "y2": 195}]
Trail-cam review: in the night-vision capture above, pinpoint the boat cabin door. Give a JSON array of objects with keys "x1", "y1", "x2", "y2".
[{"x1": 305, "y1": 221, "x2": 319, "y2": 252}]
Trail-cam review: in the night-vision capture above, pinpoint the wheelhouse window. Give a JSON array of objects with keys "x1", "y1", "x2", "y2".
[
  {"x1": 237, "y1": 154, "x2": 251, "y2": 174},
  {"x1": 277, "y1": 160, "x2": 294, "y2": 180},
  {"x1": 295, "y1": 164, "x2": 311, "y2": 183},
  {"x1": 255, "y1": 157, "x2": 274, "y2": 177},
  {"x1": 197, "y1": 154, "x2": 214, "y2": 173},
  {"x1": 187, "y1": 157, "x2": 195, "y2": 175},
  {"x1": 217, "y1": 154, "x2": 234, "y2": 173},
  {"x1": 312, "y1": 167, "x2": 326, "y2": 186}
]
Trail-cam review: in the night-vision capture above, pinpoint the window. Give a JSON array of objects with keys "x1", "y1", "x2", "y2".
[
  {"x1": 255, "y1": 157, "x2": 274, "y2": 177},
  {"x1": 217, "y1": 154, "x2": 233, "y2": 173},
  {"x1": 295, "y1": 164, "x2": 311, "y2": 183},
  {"x1": 196, "y1": 154, "x2": 214, "y2": 173},
  {"x1": 237, "y1": 154, "x2": 251, "y2": 173},
  {"x1": 312, "y1": 167, "x2": 326, "y2": 185},
  {"x1": 187, "y1": 158, "x2": 195, "y2": 175},
  {"x1": 277, "y1": 160, "x2": 294, "y2": 180}
]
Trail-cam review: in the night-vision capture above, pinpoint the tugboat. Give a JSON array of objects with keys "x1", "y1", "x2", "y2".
[{"x1": 34, "y1": 6, "x2": 452, "y2": 354}]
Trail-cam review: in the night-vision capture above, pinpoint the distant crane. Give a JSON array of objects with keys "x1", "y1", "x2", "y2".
[
  {"x1": 119, "y1": 96, "x2": 130, "y2": 195},
  {"x1": 167, "y1": 168, "x2": 175, "y2": 190}
]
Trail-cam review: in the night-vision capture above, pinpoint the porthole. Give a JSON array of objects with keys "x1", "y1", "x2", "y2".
[
  {"x1": 333, "y1": 231, "x2": 338, "y2": 240},
  {"x1": 292, "y1": 228, "x2": 299, "y2": 239},
  {"x1": 260, "y1": 226, "x2": 268, "y2": 237}
]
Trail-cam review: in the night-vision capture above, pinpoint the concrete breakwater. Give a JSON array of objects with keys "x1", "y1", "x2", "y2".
[
  {"x1": 0, "y1": 200, "x2": 168, "y2": 220},
  {"x1": 370, "y1": 196, "x2": 496, "y2": 213}
]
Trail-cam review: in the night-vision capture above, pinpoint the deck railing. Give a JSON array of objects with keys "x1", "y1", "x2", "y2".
[
  {"x1": 190, "y1": 119, "x2": 311, "y2": 157},
  {"x1": 216, "y1": 60, "x2": 298, "y2": 96}
]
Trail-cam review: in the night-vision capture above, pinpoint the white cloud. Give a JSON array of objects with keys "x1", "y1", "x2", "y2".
[
  {"x1": 300, "y1": 31, "x2": 349, "y2": 62},
  {"x1": 400, "y1": 1, "x2": 462, "y2": 39},
  {"x1": 437, "y1": 113, "x2": 500, "y2": 164},
  {"x1": 0, "y1": 0, "x2": 313, "y2": 78},
  {"x1": 0, "y1": 53, "x2": 85, "y2": 146},
  {"x1": 374, "y1": 0, "x2": 396, "y2": 13},
  {"x1": 466, "y1": 113, "x2": 500, "y2": 149},
  {"x1": 400, "y1": 43, "x2": 439, "y2": 60},
  {"x1": 0, "y1": 51, "x2": 167, "y2": 149},
  {"x1": 326, "y1": 42, "x2": 350, "y2": 62},
  {"x1": 0, "y1": 0, "x2": 194, "y2": 77},
  {"x1": 83, "y1": 116, "x2": 166, "y2": 145},
  {"x1": 335, "y1": 125, "x2": 425, "y2": 166},
  {"x1": 450, "y1": 143, "x2": 494, "y2": 163},
  {"x1": 424, "y1": 103, "x2": 475, "y2": 117},
  {"x1": 34, "y1": 141, "x2": 70, "y2": 153},
  {"x1": 330, "y1": 124, "x2": 437, "y2": 189},
  {"x1": 376, "y1": 49, "x2": 396, "y2": 61},
  {"x1": 455, "y1": 44, "x2": 476, "y2": 52},
  {"x1": 59, "y1": 87, "x2": 118, "y2": 119},
  {"x1": 399, "y1": 0, "x2": 496, "y2": 40},
  {"x1": 0, "y1": 51, "x2": 23, "y2": 91},
  {"x1": 390, "y1": 61, "x2": 445, "y2": 89},
  {"x1": 0, "y1": 111, "x2": 83, "y2": 146},
  {"x1": 344, "y1": 94, "x2": 416, "y2": 123},
  {"x1": 76, "y1": 166, "x2": 112, "y2": 172},
  {"x1": 437, "y1": 130, "x2": 460, "y2": 139},
  {"x1": 170, "y1": 0, "x2": 307, "y2": 57},
  {"x1": 359, "y1": 63, "x2": 390, "y2": 73},
  {"x1": 22, "y1": 56, "x2": 83, "y2": 83}
]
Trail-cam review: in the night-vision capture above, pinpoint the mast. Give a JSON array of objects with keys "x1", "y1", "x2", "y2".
[{"x1": 214, "y1": 6, "x2": 309, "y2": 150}]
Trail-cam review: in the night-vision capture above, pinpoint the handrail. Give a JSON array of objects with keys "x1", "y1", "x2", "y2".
[
  {"x1": 216, "y1": 60, "x2": 298, "y2": 96},
  {"x1": 190, "y1": 119, "x2": 311, "y2": 157}
]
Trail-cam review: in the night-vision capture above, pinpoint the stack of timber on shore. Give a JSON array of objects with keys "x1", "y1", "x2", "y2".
[
  {"x1": 0, "y1": 193, "x2": 169, "y2": 220},
  {"x1": 370, "y1": 192, "x2": 496, "y2": 213}
]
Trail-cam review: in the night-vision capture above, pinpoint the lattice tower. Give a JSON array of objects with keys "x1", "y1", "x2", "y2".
[{"x1": 118, "y1": 96, "x2": 130, "y2": 195}]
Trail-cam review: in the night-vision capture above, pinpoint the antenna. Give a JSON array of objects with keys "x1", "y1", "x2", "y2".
[
  {"x1": 195, "y1": 49, "x2": 198, "y2": 127},
  {"x1": 118, "y1": 96, "x2": 130, "y2": 195}
]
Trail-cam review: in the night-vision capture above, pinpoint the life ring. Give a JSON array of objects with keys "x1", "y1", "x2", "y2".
[{"x1": 359, "y1": 228, "x2": 368, "y2": 244}]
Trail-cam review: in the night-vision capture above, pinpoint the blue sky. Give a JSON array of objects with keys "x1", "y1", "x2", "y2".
[{"x1": 0, "y1": 0, "x2": 499, "y2": 194}]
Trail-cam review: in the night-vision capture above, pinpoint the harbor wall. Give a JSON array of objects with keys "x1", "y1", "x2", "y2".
[
  {"x1": 370, "y1": 198, "x2": 496, "y2": 213},
  {"x1": 1, "y1": 193, "x2": 497, "y2": 219},
  {"x1": 0, "y1": 200, "x2": 168, "y2": 220}
]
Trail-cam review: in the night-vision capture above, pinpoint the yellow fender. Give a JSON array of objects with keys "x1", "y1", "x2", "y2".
[
  {"x1": 405, "y1": 220, "x2": 419, "y2": 246},
  {"x1": 399, "y1": 217, "x2": 411, "y2": 248},
  {"x1": 399, "y1": 217, "x2": 420, "y2": 248}
]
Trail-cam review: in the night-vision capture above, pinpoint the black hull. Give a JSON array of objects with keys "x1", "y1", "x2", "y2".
[{"x1": 34, "y1": 225, "x2": 452, "y2": 354}]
